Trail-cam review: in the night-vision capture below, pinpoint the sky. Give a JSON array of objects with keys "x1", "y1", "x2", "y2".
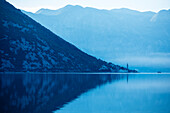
[{"x1": 6, "y1": 0, "x2": 170, "y2": 13}]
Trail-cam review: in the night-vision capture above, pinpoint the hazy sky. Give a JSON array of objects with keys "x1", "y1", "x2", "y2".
[{"x1": 7, "y1": 0, "x2": 170, "y2": 13}]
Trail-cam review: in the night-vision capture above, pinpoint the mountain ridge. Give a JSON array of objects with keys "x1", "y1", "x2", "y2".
[
  {"x1": 0, "y1": 0, "x2": 136, "y2": 72},
  {"x1": 35, "y1": 5, "x2": 158, "y2": 15},
  {"x1": 22, "y1": 5, "x2": 170, "y2": 72}
]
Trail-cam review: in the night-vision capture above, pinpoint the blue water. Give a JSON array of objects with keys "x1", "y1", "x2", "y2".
[
  {"x1": 55, "y1": 74, "x2": 170, "y2": 113},
  {"x1": 0, "y1": 73, "x2": 170, "y2": 113}
]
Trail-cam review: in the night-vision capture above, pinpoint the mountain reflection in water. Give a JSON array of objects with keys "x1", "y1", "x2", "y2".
[
  {"x1": 55, "y1": 74, "x2": 170, "y2": 113},
  {"x1": 0, "y1": 73, "x2": 123, "y2": 113}
]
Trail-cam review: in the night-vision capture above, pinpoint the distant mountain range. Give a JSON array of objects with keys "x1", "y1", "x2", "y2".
[
  {"x1": 23, "y1": 5, "x2": 170, "y2": 72},
  {"x1": 0, "y1": 0, "x2": 135, "y2": 72}
]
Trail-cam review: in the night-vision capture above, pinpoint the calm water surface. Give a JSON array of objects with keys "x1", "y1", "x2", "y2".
[{"x1": 0, "y1": 73, "x2": 170, "y2": 113}]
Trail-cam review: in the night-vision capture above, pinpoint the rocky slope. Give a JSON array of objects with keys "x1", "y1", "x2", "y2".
[{"x1": 0, "y1": 0, "x2": 136, "y2": 72}]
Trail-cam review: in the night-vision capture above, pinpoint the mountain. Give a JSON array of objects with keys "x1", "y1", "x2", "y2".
[
  {"x1": 23, "y1": 5, "x2": 170, "y2": 72},
  {"x1": 0, "y1": 0, "x2": 136, "y2": 72},
  {"x1": 35, "y1": 5, "x2": 84, "y2": 15}
]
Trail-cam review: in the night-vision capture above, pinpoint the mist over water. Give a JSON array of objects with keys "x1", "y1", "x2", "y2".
[{"x1": 111, "y1": 54, "x2": 170, "y2": 72}]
